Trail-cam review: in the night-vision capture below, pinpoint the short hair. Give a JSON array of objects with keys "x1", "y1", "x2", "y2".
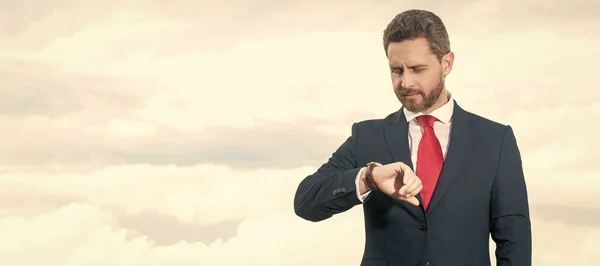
[{"x1": 383, "y1": 9, "x2": 451, "y2": 60}]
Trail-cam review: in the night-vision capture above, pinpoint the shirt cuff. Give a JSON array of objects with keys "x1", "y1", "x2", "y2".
[{"x1": 355, "y1": 167, "x2": 372, "y2": 203}]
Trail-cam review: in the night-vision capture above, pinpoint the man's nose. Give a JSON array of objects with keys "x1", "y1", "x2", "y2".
[{"x1": 400, "y1": 73, "x2": 415, "y2": 89}]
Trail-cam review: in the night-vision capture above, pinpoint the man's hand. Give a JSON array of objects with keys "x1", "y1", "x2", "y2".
[{"x1": 361, "y1": 162, "x2": 422, "y2": 206}]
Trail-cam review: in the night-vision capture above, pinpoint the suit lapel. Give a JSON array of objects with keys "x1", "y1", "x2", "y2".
[
  {"x1": 384, "y1": 109, "x2": 413, "y2": 169},
  {"x1": 426, "y1": 102, "x2": 474, "y2": 213},
  {"x1": 384, "y1": 109, "x2": 426, "y2": 213}
]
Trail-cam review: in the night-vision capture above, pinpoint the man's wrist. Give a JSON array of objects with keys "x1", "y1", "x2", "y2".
[
  {"x1": 357, "y1": 168, "x2": 370, "y2": 196},
  {"x1": 364, "y1": 162, "x2": 382, "y2": 191}
]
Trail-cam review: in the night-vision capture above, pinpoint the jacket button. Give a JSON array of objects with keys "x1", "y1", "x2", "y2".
[{"x1": 418, "y1": 224, "x2": 427, "y2": 231}]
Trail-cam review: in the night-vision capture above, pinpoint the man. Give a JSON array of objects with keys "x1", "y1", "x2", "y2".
[{"x1": 293, "y1": 9, "x2": 532, "y2": 266}]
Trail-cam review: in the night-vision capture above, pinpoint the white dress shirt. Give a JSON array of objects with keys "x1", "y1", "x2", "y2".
[{"x1": 355, "y1": 91, "x2": 455, "y2": 202}]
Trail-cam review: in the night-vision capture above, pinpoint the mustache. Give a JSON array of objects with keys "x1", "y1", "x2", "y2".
[{"x1": 398, "y1": 89, "x2": 423, "y2": 96}]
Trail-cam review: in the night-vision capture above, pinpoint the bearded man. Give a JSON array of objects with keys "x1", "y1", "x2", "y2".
[{"x1": 293, "y1": 9, "x2": 532, "y2": 266}]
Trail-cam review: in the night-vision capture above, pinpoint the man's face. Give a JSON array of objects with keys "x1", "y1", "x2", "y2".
[{"x1": 387, "y1": 37, "x2": 453, "y2": 113}]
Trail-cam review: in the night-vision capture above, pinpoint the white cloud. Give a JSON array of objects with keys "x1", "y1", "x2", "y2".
[
  {"x1": 3, "y1": 0, "x2": 598, "y2": 150},
  {"x1": 0, "y1": 164, "x2": 317, "y2": 225},
  {"x1": 85, "y1": 117, "x2": 158, "y2": 138},
  {"x1": 0, "y1": 199, "x2": 599, "y2": 266},
  {"x1": 0, "y1": 200, "x2": 366, "y2": 265}
]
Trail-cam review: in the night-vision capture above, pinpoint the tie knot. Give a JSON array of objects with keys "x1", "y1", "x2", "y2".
[{"x1": 417, "y1": 115, "x2": 437, "y2": 128}]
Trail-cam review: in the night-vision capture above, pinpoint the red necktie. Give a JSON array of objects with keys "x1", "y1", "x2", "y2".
[{"x1": 416, "y1": 115, "x2": 443, "y2": 210}]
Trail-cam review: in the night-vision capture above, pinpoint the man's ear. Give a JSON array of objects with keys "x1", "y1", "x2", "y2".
[{"x1": 442, "y1": 51, "x2": 454, "y2": 76}]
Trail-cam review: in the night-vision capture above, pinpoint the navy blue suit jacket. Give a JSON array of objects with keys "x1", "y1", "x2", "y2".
[{"x1": 294, "y1": 101, "x2": 531, "y2": 266}]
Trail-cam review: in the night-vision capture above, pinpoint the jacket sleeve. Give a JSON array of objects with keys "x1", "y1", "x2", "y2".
[
  {"x1": 293, "y1": 122, "x2": 364, "y2": 222},
  {"x1": 490, "y1": 125, "x2": 532, "y2": 266}
]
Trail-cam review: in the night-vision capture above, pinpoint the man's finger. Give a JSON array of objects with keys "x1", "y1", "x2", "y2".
[
  {"x1": 404, "y1": 183, "x2": 423, "y2": 197},
  {"x1": 398, "y1": 183, "x2": 409, "y2": 196},
  {"x1": 399, "y1": 173, "x2": 418, "y2": 195},
  {"x1": 403, "y1": 175, "x2": 422, "y2": 194},
  {"x1": 405, "y1": 196, "x2": 420, "y2": 206}
]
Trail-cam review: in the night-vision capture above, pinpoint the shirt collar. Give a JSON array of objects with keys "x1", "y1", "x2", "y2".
[{"x1": 403, "y1": 90, "x2": 454, "y2": 124}]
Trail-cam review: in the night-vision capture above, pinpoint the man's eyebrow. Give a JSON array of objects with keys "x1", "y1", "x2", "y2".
[
  {"x1": 389, "y1": 64, "x2": 427, "y2": 69},
  {"x1": 390, "y1": 64, "x2": 427, "y2": 69},
  {"x1": 407, "y1": 64, "x2": 427, "y2": 68}
]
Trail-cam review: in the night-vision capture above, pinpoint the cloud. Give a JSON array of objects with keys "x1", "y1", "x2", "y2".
[
  {"x1": 0, "y1": 183, "x2": 240, "y2": 245},
  {"x1": 2, "y1": 0, "x2": 596, "y2": 175},
  {"x1": 3, "y1": 0, "x2": 598, "y2": 52},
  {"x1": 0, "y1": 115, "x2": 359, "y2": 171},
  {"x1": 0, "y1": 60, "x2": 154, "y2": 119},
  {"x1": 475, "y1": 0, "x2": 600, "y2": 35},
  {"x1": 0, "y1": 0, "x2": 132, "y2": 52},
  {"x1": 0, "y1": 199, "x2": 598, "y2": 266},
  {"x1": 116, "y1": 210, "x2": 241, "y2": 245},
  {"x1": 448, "y1": 29, "x2": 600, "y2": 106},
  {"x1": 531, "y1": 203, "x2": 600, "y2": 227},
  {"x1": 529, "y1": 218, "x2": 600, "y2": 266},
  {"x1": 0, "y1": 164, "x2": 316, "y2": 225},
  {"x1": 0, "y1": 202, "x2": 364, "y2": 266},
  {"x1": 0, "y1": 184, "x2": 86, "y2": 218}
]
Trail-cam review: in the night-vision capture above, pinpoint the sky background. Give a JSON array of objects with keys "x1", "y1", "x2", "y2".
[{"x1": 1, "y1": 0, "x2": 599, "y2": 265}]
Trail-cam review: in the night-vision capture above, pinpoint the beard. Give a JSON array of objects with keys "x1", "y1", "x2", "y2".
[{"x1": 395, "y1": 75, "x2": 444, "y2": 113}]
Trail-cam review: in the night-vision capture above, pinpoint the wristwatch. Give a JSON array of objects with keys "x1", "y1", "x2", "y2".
[{"x1": 365, "y1": 162, "x2": 382, "y2": 190}]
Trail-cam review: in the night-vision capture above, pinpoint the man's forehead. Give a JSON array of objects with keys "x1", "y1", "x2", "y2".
[
  {"x1": 387, "y1": 43, "x2": 436, "y2": 66},
  {"x1": 388, "y1": 56, "x2": 429, "y2": 67}
]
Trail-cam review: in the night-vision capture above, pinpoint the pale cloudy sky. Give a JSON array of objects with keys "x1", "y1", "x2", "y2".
[{"x1": 1, "y1": 0, "x2": 599, "y2": 265}]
